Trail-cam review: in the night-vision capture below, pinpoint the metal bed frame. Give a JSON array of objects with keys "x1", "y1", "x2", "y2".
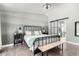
[{"x1": 23, "y1": 25, "x2": 60, "y2": 56}]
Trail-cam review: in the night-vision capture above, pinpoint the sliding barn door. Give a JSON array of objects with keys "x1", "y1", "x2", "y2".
[
  {"x1": 50, "y1": 19, "x2": 66, "y2": 40},
  {"x1": 50, "y1": 21, "x2": 58, "y2": 35}
]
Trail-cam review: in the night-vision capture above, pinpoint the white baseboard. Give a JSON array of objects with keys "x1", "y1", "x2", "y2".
[
  {"x1": 2, "y1": 43, "x2": 14, "y2": 48},
  {"x1": 66, "y1": 41, "x2": 79, "y2": 46},
  {"x1": 2, "y1": 41, "x2": 79, "y2": 48}
]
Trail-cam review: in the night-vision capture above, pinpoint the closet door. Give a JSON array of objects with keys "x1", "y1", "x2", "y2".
[{"x1": 59, "y1": 20, "x2": 66, "y2": 40}]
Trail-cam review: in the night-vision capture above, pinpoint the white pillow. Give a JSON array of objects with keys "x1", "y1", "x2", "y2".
[
  {"x1": 34, "y1": 31, "x2": 40, "y2": 35},
  {"x1": 39, "y1": 31, "x2": 42, "y2": 35},
  {"x1": 25, "y1": 31, "x2": 31, "y2": 36}
]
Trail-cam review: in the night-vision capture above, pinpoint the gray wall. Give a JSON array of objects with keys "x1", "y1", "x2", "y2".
[
  {"x1": 0, "y1": 13, "x2": 2, "y2": 49},
  {"x1": 46, "y1": 3, "x2": 79, "y2": 44},
  {"x1": 1, "y1": 11, "x2": 48, "y2": 45}
]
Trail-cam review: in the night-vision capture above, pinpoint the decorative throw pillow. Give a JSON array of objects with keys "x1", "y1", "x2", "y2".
[
  {"x1": 25, "y1": 31, "x2": 31, "y2": 36},
  {"x1": 34, "y1": 31, "x2": 40, "y2": 35},
  {"x1": 39, "y1": 31, "x2": 42, "y2": 35}
]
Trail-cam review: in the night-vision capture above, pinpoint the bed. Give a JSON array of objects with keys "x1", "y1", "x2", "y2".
[{"x1": 23, "y1": 25, "x2": 61, "y2": 56}]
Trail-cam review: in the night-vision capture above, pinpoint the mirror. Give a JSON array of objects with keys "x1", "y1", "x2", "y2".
[{"x1": 75, "y1": 22, "x2": 79, "y2": 36}]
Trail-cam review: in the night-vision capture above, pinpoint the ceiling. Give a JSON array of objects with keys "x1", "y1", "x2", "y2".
[{"x1": 0, "y1": 3, "x2": 56, "y2": 14}]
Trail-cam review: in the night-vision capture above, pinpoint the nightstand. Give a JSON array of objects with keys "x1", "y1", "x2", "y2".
[{"x1": 14, "y1": 33, "x2": 24, "y2": 46}]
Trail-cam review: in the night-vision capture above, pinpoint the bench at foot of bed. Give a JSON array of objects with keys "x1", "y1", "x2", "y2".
[{"x1": 38, "y1": 39, "x2": 64, "y2": 56}]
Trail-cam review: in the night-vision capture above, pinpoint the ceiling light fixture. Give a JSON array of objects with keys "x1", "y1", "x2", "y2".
[{"x1": 43, "y1": 3, "x2": 52, "y2": 9}]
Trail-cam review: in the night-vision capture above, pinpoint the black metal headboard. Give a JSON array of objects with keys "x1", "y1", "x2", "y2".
[{"x1": 23, "y1": 25, "x2": 42, "y2": 34}]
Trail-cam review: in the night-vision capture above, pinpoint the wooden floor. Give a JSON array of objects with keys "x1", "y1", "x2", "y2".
[{"x1": 0, "y1": 42, "x2": 79, "y2": 56}]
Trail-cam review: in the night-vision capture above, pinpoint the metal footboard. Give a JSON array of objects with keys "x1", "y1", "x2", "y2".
[{"x1": 33, "y1": 35, "x2": 60, "y2": 55}]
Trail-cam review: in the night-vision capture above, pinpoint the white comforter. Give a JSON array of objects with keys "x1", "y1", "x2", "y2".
[{"x1": 24, "y1": 35, "x2": 51, "y2": 51}]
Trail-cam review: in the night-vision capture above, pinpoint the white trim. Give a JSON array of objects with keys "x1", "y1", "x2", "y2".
[
  {"x1": 2, "y1": 41, "x2": 79, "y2": 48},
  {"x1": 66, "y1": 41, "x2": 79, "y2": 46},
  {"x1": 2, "y1": 43, "x2": 14, "y2": 48}
]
